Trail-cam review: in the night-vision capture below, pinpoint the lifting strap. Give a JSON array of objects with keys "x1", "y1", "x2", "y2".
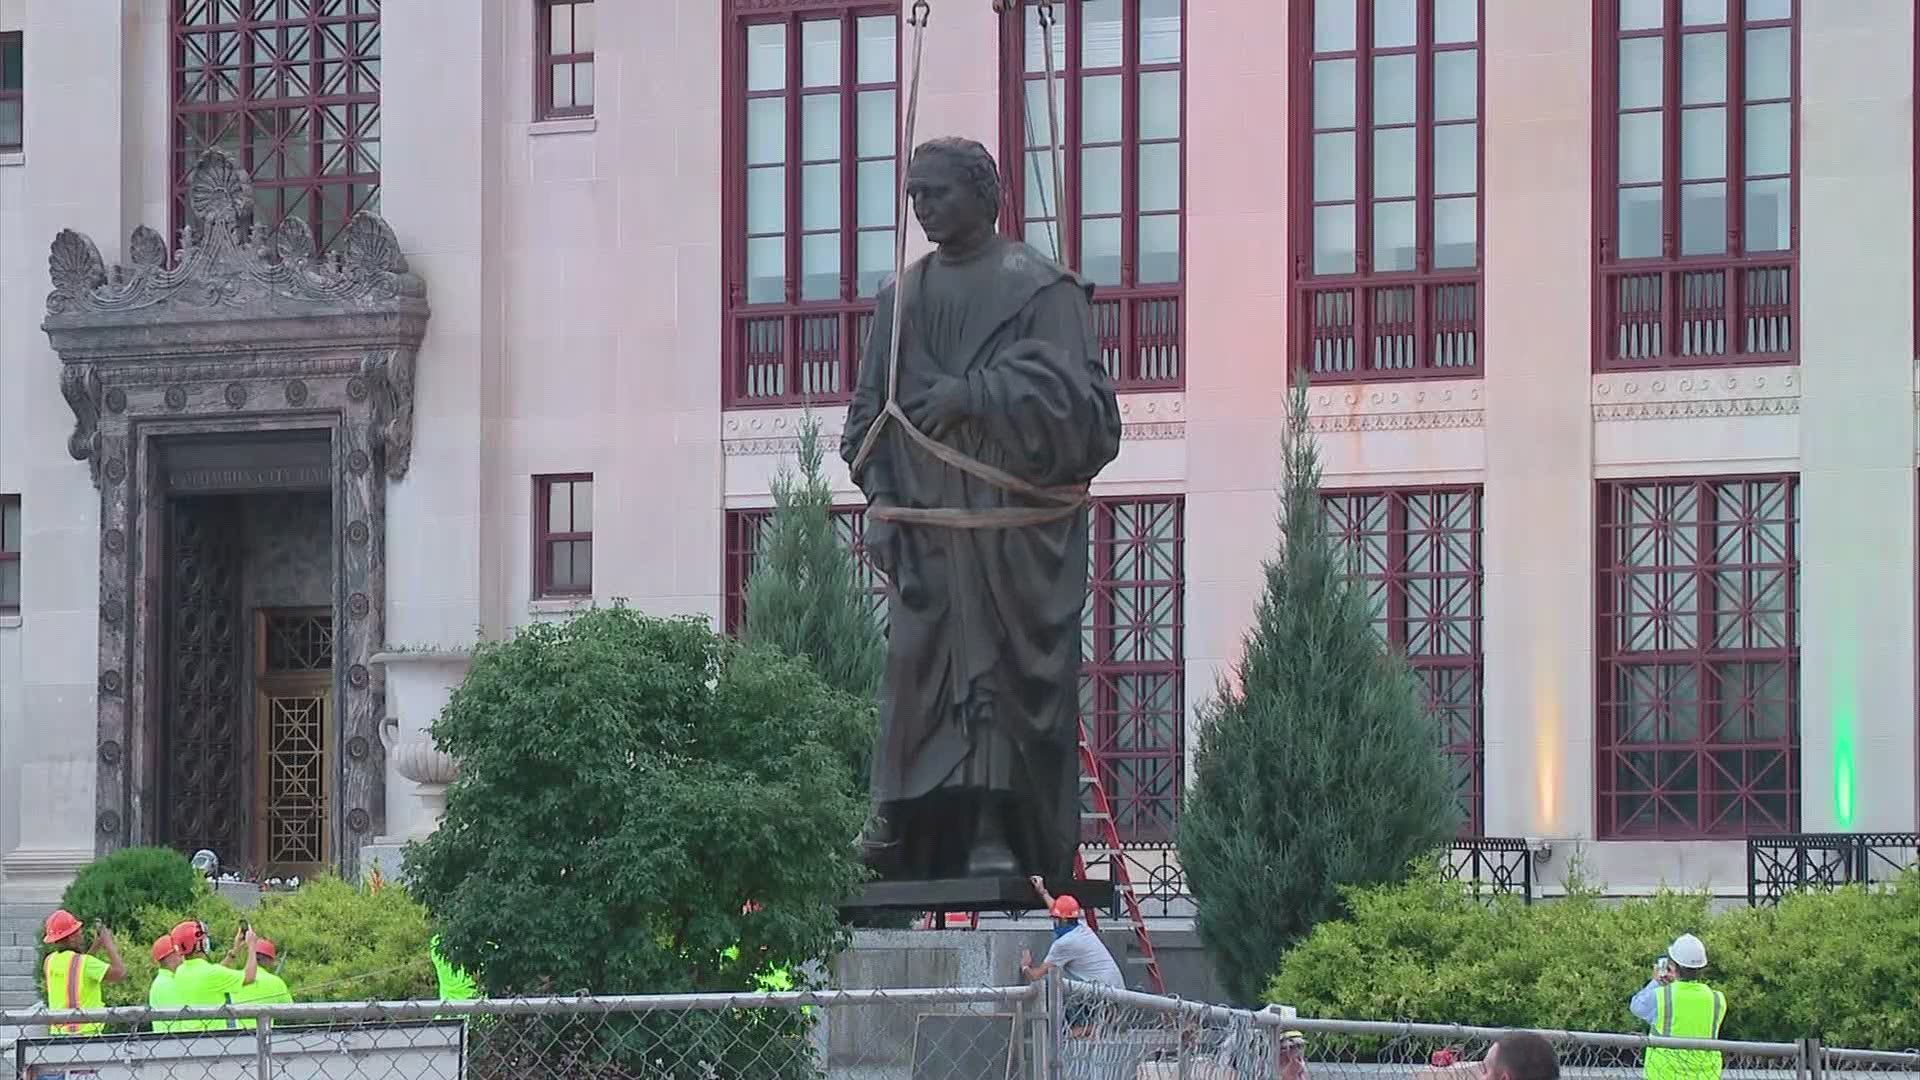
[{"x1": 848, "y1": 0, "x2": 1089, "y2": 532}]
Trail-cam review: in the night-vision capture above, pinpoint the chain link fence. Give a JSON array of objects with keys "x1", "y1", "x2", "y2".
[{"x1": 5, "y1": 980, "x2": 1916, "y2": 1080}]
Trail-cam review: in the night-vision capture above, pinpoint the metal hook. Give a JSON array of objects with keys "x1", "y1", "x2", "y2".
[
  {"x1": 911, "y1": 0, "x2": 931, "y2": 27},
  {"x1": 1035, "y1": 0, "x2": 1056, "y2": 26}
]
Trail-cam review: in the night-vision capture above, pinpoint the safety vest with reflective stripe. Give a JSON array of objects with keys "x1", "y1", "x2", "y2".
[
  {"x1": 1645, "y1": 980, "x2": 1726, "y2": 1080},
  {"x1": 43, "y1": 950, "x2": 106, "y2": 1036}
]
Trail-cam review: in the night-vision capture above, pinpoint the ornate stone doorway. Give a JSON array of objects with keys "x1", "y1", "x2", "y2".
[{"x1": 41, "y1": 150, "x2": 429, "y2": 876}]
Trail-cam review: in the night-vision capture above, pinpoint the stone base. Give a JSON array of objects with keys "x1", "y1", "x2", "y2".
[
  {"x1": 357, "y1": 842, "x2": 409, "y2": 885},
  {"x1": 844, "y1": 876, "x2": 1114, "y2": 914}
]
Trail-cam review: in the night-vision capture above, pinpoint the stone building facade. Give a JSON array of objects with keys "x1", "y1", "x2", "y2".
[{"x1": 0, "y1": 0, "x2": 1915, "y2": 920}]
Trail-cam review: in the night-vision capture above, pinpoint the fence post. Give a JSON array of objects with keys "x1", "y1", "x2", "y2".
[
  {"x1": 1797, "y1": 1037, "x2": 1820, "y2": 1080},
  {"x1": 1045, "y1": 969, "x2": 1065, "y2": 1080},
  {"x1": 255, "y1": 1014, "x2": 273, "y2": 1080}
]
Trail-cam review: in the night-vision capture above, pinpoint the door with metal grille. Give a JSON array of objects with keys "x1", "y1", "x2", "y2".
[{"x1": 255, "y1": 608, "x2": 333, "y2": 876}]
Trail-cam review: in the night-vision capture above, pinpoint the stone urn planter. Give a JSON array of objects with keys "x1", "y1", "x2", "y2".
[{"x1": 370, "y1": 648, "x2": 472, "y2": 841}]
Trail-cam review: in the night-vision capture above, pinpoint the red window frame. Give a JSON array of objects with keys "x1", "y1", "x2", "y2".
[
  {"x1": 1289, "y1": 0, "x2": 1484, "y2": 382},
  {"x1": 1321, "y1": 486, "x2": 1484, "y2": 834},
  {"x1": 996, "y1": 0, "x2": 1185, "y2": 391},
  {"x1": 1083, "y1": 496, "x2": 1185, "y2": 843},
  {"x1": 722, "y1": 1, "x2": 901, "y2": 409},
  {"x1": 0, "y1": 495, "x2": 19, "y2": 614},
  {"x1": 0, "y1": 32, "x2": 22, "y2": 154},
  {"x1": 1593, "y1": 0, "x2": 1798, "y2": 371},
  {"x1": 534, "y1": 474, "x2": 594, "y2": 598},
  {"x1": 536, "y1": 0, "x2": 595, "y2": 121},
  {"x1": 723, "y1": 506, "x2": 885, "y2": 635},
  {"x1": 171, "y1": 0, "x2": 381, "y2": 253},
  {"x1": 1596, "y1": 475, "x2": 1800, "y2": 839}
]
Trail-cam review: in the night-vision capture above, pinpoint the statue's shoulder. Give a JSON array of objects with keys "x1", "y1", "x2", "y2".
[{"x1": 998, "y1": 239, "x2": 1089, "y2": 293}]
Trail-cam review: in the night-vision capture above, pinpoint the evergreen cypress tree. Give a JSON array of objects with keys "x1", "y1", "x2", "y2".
[
  {"x1": 743, "y1": 410, "x2": 885, "y2": 702},
  {"x1": 1178, "y1": 375, "x2": 1459, "y2": 1004}
]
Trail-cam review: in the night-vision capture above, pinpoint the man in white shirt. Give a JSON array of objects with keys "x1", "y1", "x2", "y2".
[{"x1": 1021, "y1": 876, "x2": 1124, "y2": 1034}]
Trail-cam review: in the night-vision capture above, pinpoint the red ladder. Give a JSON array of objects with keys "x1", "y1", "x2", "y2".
[{"x1": 1075, "y1": 718, "x2": 1165, "y2": 994}]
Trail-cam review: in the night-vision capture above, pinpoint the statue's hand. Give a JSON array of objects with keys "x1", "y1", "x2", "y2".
[
  {"x1": 903, "y1": 376, "x2": 972, "y2": 438},
  {"x1": 864, "y1": 511, "x2": 900, "y2": 577}
]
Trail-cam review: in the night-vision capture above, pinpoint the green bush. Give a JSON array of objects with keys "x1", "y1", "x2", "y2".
[
  {"x1": 1265, "y1": 870, "x2": 1920, "y2": 1050},
  {"x1": 1181, "y1": 378, "x2": 1457, "y2": 1003},
  {"x1": 59, "y1": 847, "x2": 207, "y2": 936},
  {"x1": 98, "y1": 877, "x2": 434, "y2": 1009}
]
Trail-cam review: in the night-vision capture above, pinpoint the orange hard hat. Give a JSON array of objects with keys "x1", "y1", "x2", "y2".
[
  {"x1": 252, "y1": 938, "x2": 277, "y2": 961},
  {"x1": 42, "y1": 909, "x2": 82, "y2": 944},
  {"x1": 1048, "y1": 895, "x2": 1082, "y2": 920},
  {"x1": 151, "y1": 935, "x2": 179, "y2": 964},
  {"x1": 169, "y1": 920, "x2": 204, "y2": 955}
]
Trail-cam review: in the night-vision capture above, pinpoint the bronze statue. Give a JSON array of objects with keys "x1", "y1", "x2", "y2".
[{"x1": 843, "y1": 137, "x2": 1122, "y2": 883}]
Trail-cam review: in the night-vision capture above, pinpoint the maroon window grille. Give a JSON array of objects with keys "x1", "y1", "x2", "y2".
[
  {"x1": 723, "y1": 2, "x2": 900, "y2": 408},
  {"x1": 1596, "y1": 475, "x2": 1799, "y2": 838},
  {"x1": 1322, "y1": 486, "x2": 1484, "y2": 834},
  {"x1": 537, "y1": 0, "x2": 594, "y2": 120},
  {"x1": 1595, "y1": 0, "x2": 1797, "y2": 370},
  {"x1": 1082, "y1": 496, "x2": 1184, "y2": 842},
  {"x1": 534, "y1": 474, "x2": 594, "y2": 598},
  {"x1": 0, "y1": 33, "x2": 21, "y2": 154},
  {"x1": 0, "y1": 495, "x2": 19, "y2": 613},
  {"x1": 997, "y1": 0, "x2": 1184, "y2": 391},
  {"x1": 171, "y1": 0, "x2": 381, "y2": 253},
  {"x1": 723, "y1": 506, "x2": 886, "y2": 635},
  {"x1": 1290, "y1": 0, "x2": 1482, "y2": 382}
]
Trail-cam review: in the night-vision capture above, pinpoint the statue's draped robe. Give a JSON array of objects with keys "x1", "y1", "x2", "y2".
[{"x1": 842, "y1": 237, "x2": 1122, "y2": 879}]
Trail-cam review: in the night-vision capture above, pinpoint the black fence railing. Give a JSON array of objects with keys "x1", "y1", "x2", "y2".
[
  {"x1": 1746, "y1": 832, "x2": 1920, "y2": 906},
  {"x1": 1443, "y1": 837, "x2": 1535, "y2": 903}
]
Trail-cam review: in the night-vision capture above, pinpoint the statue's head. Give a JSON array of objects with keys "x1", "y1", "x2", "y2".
[{"x1": 907, "y1": 137, "x2": 1001, "y2": 245}]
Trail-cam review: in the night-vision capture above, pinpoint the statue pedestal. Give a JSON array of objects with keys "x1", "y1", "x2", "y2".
[{"x1": 842, "y1": 876, "x2": 1115, "y2": 915}]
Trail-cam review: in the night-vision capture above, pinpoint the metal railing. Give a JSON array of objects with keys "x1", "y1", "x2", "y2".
[
  {"x1": 1747, "y1": 832, "x2": 1920, "y2": 907},
  {"x1": 13, "y1": 979, "x2": 1907, "y2": 1080},
  {"x1": 1444, "y1": 838, "x2": 1534, "y2": 904}
]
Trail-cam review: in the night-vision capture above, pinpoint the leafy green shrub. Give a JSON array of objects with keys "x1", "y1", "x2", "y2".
[
  {"x1": 1181, "y1": 378, "x2": 1457, "y2": 1003},
  {"x1": 60, "y1": 847, "x2": 207, "y2": 936},
  {"x1": 1265, "y1": 870, "x2": 1920, "y2": 1050},
  {"x1": 98, "y1": 876, "x2": 435, "y2": 1007},
  {"x1": 406, "y1": 607, "x2": 868, "y2": 997},
  {"x1": 406, "y1": 608, "x2": 867, "y2": 1078}
]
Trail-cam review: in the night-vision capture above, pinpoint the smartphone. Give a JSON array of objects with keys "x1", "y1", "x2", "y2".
[{"x1": 1654, "y1": 956, "x2": 1671, "y2": 978}]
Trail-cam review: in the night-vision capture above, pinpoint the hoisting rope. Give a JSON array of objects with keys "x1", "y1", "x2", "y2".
[{"x1": 848, "y1": 0, "x2": 1090, "y2": 532}]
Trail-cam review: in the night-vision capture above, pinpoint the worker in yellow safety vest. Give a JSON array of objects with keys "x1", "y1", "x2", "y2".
[
  {"x1": 168, "y1": 920, "x2": 261, "y2": 1032},
  {"x1": 41, "y1": 909, "x2": 125, "y2": 1036},
  {"x1": 148, "y1": 934, "x2": 187, "y2": 1033},
  {"x1": 429, "y1": 935, "x2": 479, "y2": 1001},
  {"x1": 230, "y1": 938, "x2": 294, "y2": 1029},
  {"x1": 1630, "y1": 933, "x2": 1726, "y2": 1080}
]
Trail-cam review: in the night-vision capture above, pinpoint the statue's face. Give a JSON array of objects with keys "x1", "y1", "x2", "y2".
[{"x1": 907, "y1": 155, "x2": 987, "y2": 244}]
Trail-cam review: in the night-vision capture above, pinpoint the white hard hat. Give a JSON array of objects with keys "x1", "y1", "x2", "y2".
[{"x1": 1668, "y1": 933, "x2": 1708, "y2": 969}]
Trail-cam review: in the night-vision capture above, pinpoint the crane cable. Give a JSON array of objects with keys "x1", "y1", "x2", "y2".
[{"x1": 849, "y1": 0, "x2": 1089, "y2": 532}]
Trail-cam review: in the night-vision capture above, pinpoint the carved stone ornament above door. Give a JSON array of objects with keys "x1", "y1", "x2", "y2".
[
  {"x1": 44, "y1": 149, "x2": 430, "y2": 485},
  {"x1": 41, "y1": 148, "x2": 430, "y2": 872}
]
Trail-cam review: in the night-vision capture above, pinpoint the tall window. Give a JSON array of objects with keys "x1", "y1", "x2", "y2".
[
  {"x1": 725, "y1": 3, "x2": 899, "y2": 407},
  {"x1": 534, "y1": 474, "x2": 593, "y2": 598},
  {"x1": 1322, "y1": 487, "x2": 1484, "y2": 833},
  {"x1": 0, "y1": 496, "x2": 18, "y2": 613},
  {"x1": 1293, "y1": 0, "x2": 1482, "y2": 381},
  {"x1": 1000, "y1": 0, "x2": 1184, "y2": 390},
  {"x1": 172, "y1": 0, "x2": 381, "y2": 252},
  {"x1": 1597, "y1": 476, "x2": 1799, "y2": 838},
  {"x1": 537, "y1": 0, "x2": 594, "y2": 120},
  {"x1": 724, "y1": 506, "x2": 886, "y2": 635},
  {"x1": 1596, "y1": 0, "x2": 1796, "y2": 369},
  {"x1": 0, "y1": 33, "x2": 21, "y2": 153},
  {"x1": 1083, "y1": 496, "x2": 1185, "y2": 842}
]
